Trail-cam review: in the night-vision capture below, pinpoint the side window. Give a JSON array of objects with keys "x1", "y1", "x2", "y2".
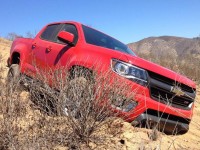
[
  {"x1": 40, "y1": 24, "x2": 62, "y2": 42},
  {"x1": 57, "y1": 24, "x2": 78, "y2": 45}
]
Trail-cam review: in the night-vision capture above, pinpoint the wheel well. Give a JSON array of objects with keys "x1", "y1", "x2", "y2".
[
  {"x1": 11, "y1": 52, "x2": 20, "y2": 64},
  {"x1": 69, "y1": 66, "x2": 94, "y2": 80}
]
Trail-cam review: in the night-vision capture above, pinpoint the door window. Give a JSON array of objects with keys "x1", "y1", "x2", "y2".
[
  {"x1": 40, "y1": 23, "x2": 78, "y2": 45},
  {"x1": 40, "y1": 24, "x2": 62, "y2": 42},
  {"x1": 57, "y1": 24, "x2": 78, "y2": 44}
]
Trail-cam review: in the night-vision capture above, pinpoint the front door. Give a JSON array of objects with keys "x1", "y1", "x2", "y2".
[{"x1": 31, "y1": 23, "x2": 78, "y2": 82}]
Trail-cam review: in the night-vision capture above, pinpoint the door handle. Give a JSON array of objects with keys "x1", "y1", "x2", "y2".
[
  {"x1": 32, "y1": 43, "x2": 37, "y2": 49},
  {"x1": 46, "y1": 46, "x2": 52, "y2": 52}
]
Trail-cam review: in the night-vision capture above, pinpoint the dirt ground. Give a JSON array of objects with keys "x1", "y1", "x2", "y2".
[{"x1": 0, "y1": 38, "x2": 200, "y2": 149}]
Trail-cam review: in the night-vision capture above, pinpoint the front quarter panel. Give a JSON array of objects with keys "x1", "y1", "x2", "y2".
[{"x1": 10, "y1": 38, "x2": 33, "y2": 73}]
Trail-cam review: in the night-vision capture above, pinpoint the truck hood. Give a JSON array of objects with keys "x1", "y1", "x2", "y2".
[{"x1": 123, "y1": 54, "x2": 196, "y2": 89}]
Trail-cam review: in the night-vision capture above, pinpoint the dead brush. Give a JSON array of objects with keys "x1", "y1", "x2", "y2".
[
  {"x1": 20, "y1": 66, "x2": 135, "y2": 149},
  {"x1": 0, "y1": 74, "x2": 23, "y2": 149},
  {"x1": 1, "y1": 56, "x2": 135, "y2": 149}
]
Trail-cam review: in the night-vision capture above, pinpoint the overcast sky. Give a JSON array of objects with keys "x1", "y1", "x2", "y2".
[{"x1": 0, "y1": 0, "x2": 199, "y2": 43}]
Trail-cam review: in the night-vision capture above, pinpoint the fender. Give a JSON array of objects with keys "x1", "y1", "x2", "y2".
[{"x1": 11, "y1": 42, "x2": 31, "y2": 72}]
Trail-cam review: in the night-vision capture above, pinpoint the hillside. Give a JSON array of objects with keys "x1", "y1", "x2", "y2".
[
  {"x1": 128, "y1": 36, "x2": 200, "y2": 59},
  {"x1": 0, "y1": 38, "x2": 11, "y2": 78},
  {"x1": 0, "y1": 38, "x2": 200, "y2": 149},
  {"x1": 128, "y1": 36, "x2": 200, "y2": 82}
]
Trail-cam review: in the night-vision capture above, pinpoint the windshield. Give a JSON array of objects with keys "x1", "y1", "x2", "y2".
[{"x1": 82, "y1": 25, "x2": 136, "y2": 56}]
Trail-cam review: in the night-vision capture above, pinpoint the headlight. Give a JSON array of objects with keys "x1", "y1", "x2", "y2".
[
  {"x1": 111, "y1": 59, "x2": 148, "y2": 86},
  {"x1": 115, "y1": 62, "x2": 129, "y2": 75}
]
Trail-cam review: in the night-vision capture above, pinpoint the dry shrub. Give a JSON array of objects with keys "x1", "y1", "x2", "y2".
[
  {"x1": 0, "y1": 59, "x2": 134, "y2": 149},
  {"x1": 26, "y1": 66, "x2": 134, "y2": 149}
]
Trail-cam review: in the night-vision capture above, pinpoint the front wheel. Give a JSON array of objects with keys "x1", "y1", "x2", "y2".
[
  {"x1": 7, "y1": 64, "x2": 20, "y2": 87},
  {"x1": 62, "y1": 76, "x2": 88, "y2": 118}
]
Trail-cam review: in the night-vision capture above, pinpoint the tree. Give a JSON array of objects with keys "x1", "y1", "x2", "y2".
[
  {"x1": 6, "y1": 32, "x2": 23, "y2": 41},
  {"x1": 25, "y1": 31, "x2": 35, "y2": 38}
]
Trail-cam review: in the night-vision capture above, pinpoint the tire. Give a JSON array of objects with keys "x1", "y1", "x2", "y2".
[
  {"x1": 69, "y1": 66, "x2": 94, "y2": 82},
  {"x1": 63, "y1": 77, "x2": 88, "y2": 118},
  {"x1": 7, "y1": 64, "x2": 20, "y2": 86},
  {"x1": 66, "y1": 67, "x2": 94, "y2": 117}
]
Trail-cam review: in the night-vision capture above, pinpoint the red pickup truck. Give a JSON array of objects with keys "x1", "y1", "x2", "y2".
[{"x1": 7, "y1": 21, "x2": 196, "y2": 133}]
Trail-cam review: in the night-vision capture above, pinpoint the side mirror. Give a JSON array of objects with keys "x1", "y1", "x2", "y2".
[{"x1": 57, "y1": 31, "x2": 74, "y2": 45}]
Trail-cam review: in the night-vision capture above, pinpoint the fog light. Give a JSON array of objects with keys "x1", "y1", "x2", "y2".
[
  {"x1": 123, "y1": 101, "x2": 137, "y2": 112},
  {"x1": 111, "y1": 100, "x2": 137, "y2": 112}
]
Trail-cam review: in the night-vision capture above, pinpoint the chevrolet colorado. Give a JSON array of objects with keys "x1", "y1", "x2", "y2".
[{"x1": 7, "y1": 21, "x2": 196, "y2": 133}]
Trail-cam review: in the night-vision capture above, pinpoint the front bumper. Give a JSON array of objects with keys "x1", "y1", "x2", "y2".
[
  {"x1": 131, "y1": 109, "x2": 190, "y2": 134},
  {"x1": 115, "y1": 69, "x2": 195, "y2": 134}
]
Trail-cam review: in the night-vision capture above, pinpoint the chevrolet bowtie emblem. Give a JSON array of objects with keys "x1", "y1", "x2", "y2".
[{"x1": 171, "y1": 86, "x2": 185, "y2": 96}]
